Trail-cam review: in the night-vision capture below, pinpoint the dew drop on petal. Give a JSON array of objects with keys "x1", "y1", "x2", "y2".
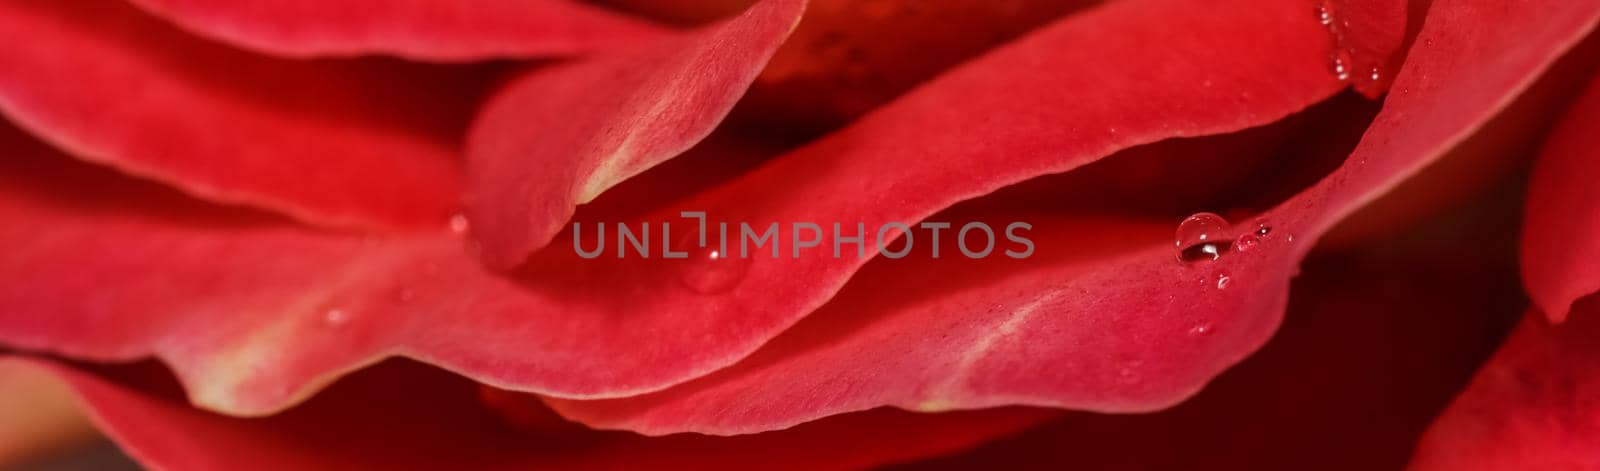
[
  {"x1": 1176, "y1": 212, "x2": 1233, "y2": 263},
  {"x1": 1233, "y1": 233, "x2": 1260, "y2": 252},
  {"x1": 449, "y1": 212, "x2": 471, "y2": 235},
  {"x1": 680, "y1": 247, "x2": 752, "y2": 294},
  {"x1": 1189, "y1": 323, "x2": 1214, "y2": 336},
  {"x1": 1216, "y1": 273, "x2": 1231, "y2": 290},
  {"x1": 1330, "y1": 50, "x2": 1353, "y2": 81},
  {"x1": 1368, "y1": 66, "x2": 1381, "y2": 82},
  {"x1": 1315, "y1": 1, "x2": 1334, "y2": 25},
  {"x1": 323, "y1": 308, "x2": 349, "y2": 326}
]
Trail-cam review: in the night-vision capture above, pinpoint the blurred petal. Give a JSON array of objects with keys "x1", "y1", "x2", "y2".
[
  {"x1": 1408, "y1": 306, "x2": 1600, "y2": 471},
  {"x1": 126, "y1": 0, "x2": 668, "y2": 61},
  {"x1": 465, "y1": 0, "x2": 806, "y2": 268},
  {"x1": 1522, "y1": 72, "x2": 1600, "y2": 322},
  {"x1": 5, "y1": 357, "x2": 1049, "y2": 471},
  {"x1": 0, "y1": 359, "x2": 99, "y2": 466},
  {"x1": 0, "y1": 0, "x2": 492, "y2": 230}
]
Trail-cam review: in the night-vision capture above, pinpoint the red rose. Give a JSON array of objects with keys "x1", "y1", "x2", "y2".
[{"x1": 1, "y1": 0, "x2": 1598, "y2": 469}]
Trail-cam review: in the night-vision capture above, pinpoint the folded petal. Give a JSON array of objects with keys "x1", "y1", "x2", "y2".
[
  {"x1": 0, "y1": 0, "x2": 490, "y2": 230},
  {"x1": 125, "y1": 0, "x2": 668, "y2": 61},
  {"x1": 1522, "y1": 73, "x2": 1600, "y2": 322},
  {"x1": 547, "y1": 0, "x2": 1600, "y2": 434},
  {"x1": 465, "y1": 0, "x2": 806, "y2": 268},
  {"x1": 6, "y1": 357, "x2": 1048, "y2": 471},
  {"x1": 1408, "y1": 306, "x2": 1600, "y2": 471}
]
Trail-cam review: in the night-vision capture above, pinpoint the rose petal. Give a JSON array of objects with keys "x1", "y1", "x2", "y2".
[
  {"x1": 4, "y1": 357, "x2": 1049, "y2": 471},
  {"x1": 1521, "y1": 72, "x2": 1600, "y2": 322},
  {"x1": 0, "y1": 0, "x2": 1342, "y2": 417},
  {"x1": 0, "y1": 0, "x2": 492, "y2": 230},
  {"x1": 464, "y1": 0, "x2": 806, "y2": 268},
  {"x1": 545, "y1": 0, "x2": 1600, "y2": 434},
  {"x1": 125, "y1": 0, "x2": 668, "y2": 61},
  {"x1": 1407, "y1": 305, "x2": 1600, "y2": 471},
  {"x1": 902, "y1": 216, "x2": 1524, "y2": 470},
  {"x1": 741, "y1": 0, "x2": 1100, "y2": 128}
]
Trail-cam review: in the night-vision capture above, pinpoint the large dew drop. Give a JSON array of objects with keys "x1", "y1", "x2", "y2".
[{"x1": 1175, "y1": 212, "x2": 1233, "y2": 263}]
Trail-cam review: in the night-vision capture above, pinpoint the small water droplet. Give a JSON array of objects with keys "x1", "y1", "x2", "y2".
[
  {"x1": 1175, "y1": 212, "x2": 1233, "y2": 263},
  {"x1": 449, "y1": 212, "x2": 471, "y2": 235},
  {"x1": 323, "y1": 308, "x2": 349, "y2": 326},
  {"x1": 1315, "y1": 1, "x2": 1334, "y2": 25},
  {"x1": 1330, "y1": 50, "x2": 1353, "y2": 81},
  {"x1": 680, "y1": 247, "x2": 752, "y2": 294},
  {"x1": 1216, "y1": 273, "x2": 1231, "y2": 290},
  {"x1": 1233, "y1": 233, "x2": 1260, "y2": 252},
  {"x1": 1189, "y1": 323, "x2": 1214, "y2": 336},
  {"x1": 1367, "y1": 66, "x2": 1381, "y2": 82}
]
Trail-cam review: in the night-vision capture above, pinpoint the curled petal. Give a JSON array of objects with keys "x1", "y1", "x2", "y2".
[
  {"x1": 1522, "y1": 72, "x2": 1600, "y2": 322},
  {"x1": 0, "y1": 0, "x2": 488, "y2": 229},
  {"x1": 465, "y1": 0, "x2": 806, "y2": 268}
]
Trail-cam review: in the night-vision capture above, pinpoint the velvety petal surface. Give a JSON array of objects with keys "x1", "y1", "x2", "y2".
[
  {"x1": 3, "y1": 357, "x2": 1048, "y2": 471},
  {"x1": 1521, "y1": 73, "x2": 1600, "y2": 322},
  {"x1": 1408, "y1": 305, "x2": 1600, "y2": 471},
  {"x1": 0, "y1": 0, "x2": 489, "y2": 230},
  {"x1": 465, "y1": 0, "x2": 806, "y2": 268},
  {"x1": 546, "y1": 0, "x2": 1600, "y2": 434},
  {"x1": 125, "y1": 0, "x2": 667, "y2": 61}
]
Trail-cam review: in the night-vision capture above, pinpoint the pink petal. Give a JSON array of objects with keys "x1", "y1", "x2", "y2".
[
  {"x1": 545, "y1": 0, "x2": 1600, "y2": 434},
  {"x1": 1522, "y1": 72, "x2": 1600, "y2": 322},
  {"x1": 125, "y1": 0, "x2": 668, "y2": 61},
  {"x1": 0, "y1": 0, "x2": 490, "y2": 229},
  {"x1": 5, "y1": 357, "x2": 1049, "y2": 471},
  {"x1": 1408, "y1": 306, "x2": 1600, "y2": 471},
  {"x1": 464, "y1": 0, "x2": 806, "y2": 268}
]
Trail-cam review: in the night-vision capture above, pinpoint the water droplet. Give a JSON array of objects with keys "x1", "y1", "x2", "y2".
[
  {"x1": 323, "y1": 308, "x2": 349, "y2": 326},
  {"x1": 1367, "y1": 66, "x2": 1381, "y2": 82},
  {"x1": 1216, "y1": 273, "x2": 1231, "y2": 290},
  {"x1": 449, "y1": 212, "x2": 471, "y2": 235},
  {"x1": 1330, "y1": 50, "x2": 1352, "y2": 81},
  {"x1": 1189, "y1": 323, "x2": 1214, "y2": 336},
  {"x1": 1233, "y1": 233, "x2": 1260, "y2": 252},
  {"x1": 1315, "y1": 1, "x2": 1334, "y2": 25},
  {"x1": 1175, "y1": 212, "x2": 1233, "y2": 263},
  {"x1": 679, "y1": 247, "x2": 752, "y2": 294}
]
